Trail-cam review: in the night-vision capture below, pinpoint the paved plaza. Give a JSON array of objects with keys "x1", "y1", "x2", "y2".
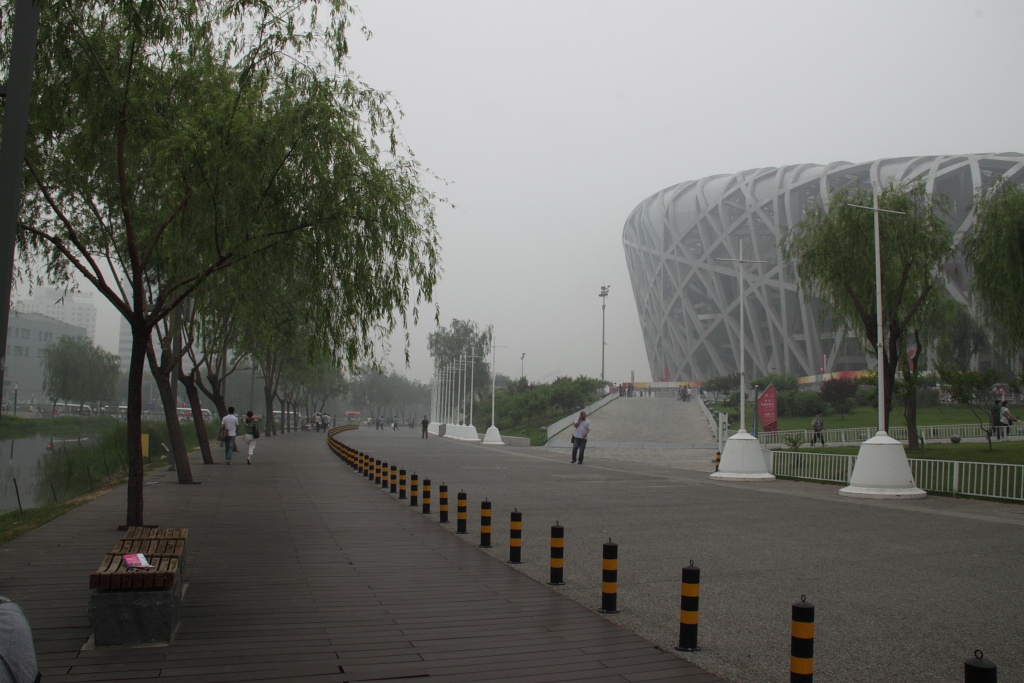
[{"x1": 1, "y1": 396, "x2": 1021, "y2": 682}]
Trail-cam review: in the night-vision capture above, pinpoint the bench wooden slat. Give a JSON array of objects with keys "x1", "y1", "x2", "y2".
[{"x1": 91, "y1": 528, "x2": 186, "y2": 591}]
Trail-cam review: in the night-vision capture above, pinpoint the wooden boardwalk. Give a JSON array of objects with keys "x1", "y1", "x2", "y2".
[{"x1": 0, "y1": 430, "x2": 723, "y2": 682}]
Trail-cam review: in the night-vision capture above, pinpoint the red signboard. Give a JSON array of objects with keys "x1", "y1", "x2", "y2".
[{"x1": 757, "y1": 385, "x2": 778, "y2": 432}]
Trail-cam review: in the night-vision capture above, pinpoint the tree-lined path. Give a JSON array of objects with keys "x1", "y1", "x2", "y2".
[{"x1": 0, "y1": 428, "x2": 720, "y2": 683}]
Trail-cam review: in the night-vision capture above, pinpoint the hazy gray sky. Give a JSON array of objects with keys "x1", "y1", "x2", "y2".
[{"x1": 90, "y1": 0, "x2": 1024, "y2": 385}]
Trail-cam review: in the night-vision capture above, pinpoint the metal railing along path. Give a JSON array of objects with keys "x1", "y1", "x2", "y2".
[
  {"x1": 770, "y1": 450, "x2": 1024, "y2": 502},
  {"x1": 743, "y1": 422, "x2": 1023, "y2": 448}
]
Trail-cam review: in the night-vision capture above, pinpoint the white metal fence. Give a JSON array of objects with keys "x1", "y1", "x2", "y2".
[
  {"x1": 769, "y1": 450, "x2": 1024, "y2": 502},
  {"x1": 752, "y1": 422, "x2": 1024, "y2": 447}
]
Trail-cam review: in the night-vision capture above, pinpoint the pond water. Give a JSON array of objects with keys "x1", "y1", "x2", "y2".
[{"x1": 0, "y1": 436, "x2": 96, "y2": 513}]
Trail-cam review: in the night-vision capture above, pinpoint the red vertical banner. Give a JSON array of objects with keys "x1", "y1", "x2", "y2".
[{"x1": 757, "y1": 385, "x2": 778, "y2": 432}]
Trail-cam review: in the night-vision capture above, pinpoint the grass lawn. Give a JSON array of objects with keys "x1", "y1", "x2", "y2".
[{"x1": 813, "y1": 440, "x2": 1024, "y2": 465}]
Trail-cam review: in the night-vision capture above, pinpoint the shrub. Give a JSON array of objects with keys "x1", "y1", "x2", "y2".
[{"x1": 792, "y1": 390, "x2": 825, "y2": 417}]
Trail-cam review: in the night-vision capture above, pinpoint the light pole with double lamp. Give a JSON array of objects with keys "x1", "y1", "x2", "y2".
[
  {"x1": 599, "y1": 285, "x2": 610, "y2": 381},
  {"x1": 710, "y1": 241, "x2": 774, "y2": 481},
  {"x1": 840, "y1": 190, "x2": 925, "y2": 499}
]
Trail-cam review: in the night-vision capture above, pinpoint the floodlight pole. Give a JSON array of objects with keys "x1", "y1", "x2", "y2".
[
  {"x1": 599, "y1": 285, "x2": 610, "y2": 381},
  {"x1": 709, "y1": 240, "x2": 774, "y2": 481},
  {"x1": 847, "y1": 196, "x2": 906, "y2": 436},
  {"x1": 840, "y1": 191, "x2": 925, "y2": 499},
  {"x1": 715, "y1": 242, "x2": 766, "y2": 432}
]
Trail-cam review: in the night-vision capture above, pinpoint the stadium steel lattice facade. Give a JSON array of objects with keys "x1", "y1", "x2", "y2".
[{"x1": 622, "y1": 153, "x2": 1024, "y2": 383}]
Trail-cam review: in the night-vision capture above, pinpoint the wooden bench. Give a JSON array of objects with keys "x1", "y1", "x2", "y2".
[{"x1": 88, "y1": 527, "x2": 189, "y2": 646}]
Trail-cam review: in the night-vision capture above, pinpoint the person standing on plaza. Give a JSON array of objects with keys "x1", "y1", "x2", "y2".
[
  {"x1": 811, "y1": 411, "x2": 825, "y2": 446},
  {"x1": 991, "y1": 399, "x2": 1003, "y2": 439},
  {"x1": 571, "y1": 410, "x2": 591, "y2": 464},
  {"x1": 243, "y1": 411, "x2": 261, "y2": 465},
  {"x1": 221, "y1": 406, "x2": 239, "y2": 465},
  {"x1": 1000, "y1": 400, "x2": 1017, "y2": 438},
  {"x1": 421, "y1": 415, "x2": 429, "y2": 439}
]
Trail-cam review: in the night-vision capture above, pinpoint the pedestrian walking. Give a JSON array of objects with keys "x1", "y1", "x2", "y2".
[
  {"x1": 221, "y1": 407, "x2": 239, "y2": 465},
  {"x1": 244, "y1": 411, "x2": 261, "y2": 465},
  {"x1": 1000, "y1": 400, "x2": 1017, "y2": 438},
  {"x1": 570, "y1": 410, "x2": 591, "y2": 464},
  {"x1": 991, "y1": 399, "x2": 1003, "y2": 440},
  {"x1": 811, "y1": 411, "x2": 825, "y2": 446},
  {"x1": 421, "y1": 415, "x2": 429, "y2": 439}
]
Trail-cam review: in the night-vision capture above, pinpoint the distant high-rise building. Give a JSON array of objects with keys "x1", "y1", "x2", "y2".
[
  {"x1": 118, "y1": 316, "x2": 133, "y2": 374},
  {"x1": 16, "y1": 286, "x2": 97, "y2": 343},
  {"x1": 4, "y1": 310, "x2": 87, "y2": 402}
]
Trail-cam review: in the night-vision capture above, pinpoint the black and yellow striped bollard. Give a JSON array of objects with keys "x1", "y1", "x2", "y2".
[
  {"x1": 599, "y1": 539, "x2": 619, "y2": 614},
  {"x1": 456, "y1": 491, "x2": 467, "y2": 534},
  {"x1": 410, "y1": 473, "x2": 419, "y2": 506},
  {"x1": 422, "y1": 479, "x2": 431, "y2": 514},
  {"x1": 390, "y1": 465, "x2": 397, "y2": 494},
  {"x1": 791, "y1": 595, "x2": 814, "y2": 682},
  {"x1": 399, "y1": 469, "x2": 407, "y2": 499},
  {"x1": 380, "y1": 461, "x2": 389, "y2": 489},
  {"x1": 714, "y1": 451, "x2": 721, "y2": 472},
  {"x1": 965, "y1": 649, "x2": 997, "y2": 683},
  {"x1": 675, "y1": 561, "x2": 700, "y2": 651},
  {"x1": 479, "y1": 500, "x2": 492, "y2": 548},
  {"x1": 375, "y1": 459, "x2": 382, "y2": 485},
  {"x1": 548, "y1": 523, "x2": 565, "y2": 585},
  {"x1": 439, "y1": 484, "x2": 449, "y2": 523},
  {"x1": 509, "y1": 509, "x2": 522, "y2": 564},
  {"x1": 358, "y1": 452, "x2": 366, "y2": 476}
]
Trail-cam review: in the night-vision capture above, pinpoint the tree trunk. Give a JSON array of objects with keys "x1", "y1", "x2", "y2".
[
  {"x1": 904, "y1": 333, "x2": 924, "y2": 452},
  {"x1": 181, "y1": 366, "x2": 214, "y2": 465},
  {"x1": 147, "y1": 343, "x2": 194, "y2": 484},
  {"x1": 125, "y1": 323, "x2": 148, "y2": 527},
  {"x1": 199, "y1": 362, "x2": 229, "y2": 419}
]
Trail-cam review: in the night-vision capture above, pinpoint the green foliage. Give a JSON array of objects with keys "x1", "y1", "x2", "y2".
[
  {"x1": 963, "y1": 178, "x2": 1024, "y2": 354},
  {"x1": 8, "y1": 0, "x2": 443, "y2": 523},
  {"x1": 701, "y1": 373, "x2": 740, "y2": 402},
  {"x1": 484, "y1": 375, "x2": 604, "y2": 432},
  {"x1": 42, "y1": 336, "x2": 120, "y2": 406},
  {"x1": 427, "y1": 320, "x2": 492, "y2": 400},
  {"x1": 933, "y1": 299, "x2": 989, "y2": 371},
  {"x1": 347, "y1": 369, "x2": 430, "y2": 422},
  {"x1": 782, "y1": 180, "x2": 955, "y2": 430},
  {"x1": 819, "y1": 378, "x2": 858, "y2": 418},
  {"x1": 751, "y1": 373, "x2": 799, "y2": 392},
  {"x1": 789, "y1": 390, "x2": 826, "y2": 418}
]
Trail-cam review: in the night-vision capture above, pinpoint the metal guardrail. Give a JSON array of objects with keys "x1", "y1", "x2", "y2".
[
  {"x1": 769, "y1": 450, "x2": 1024, "y2": 502},
  {"x1": 750, "y1": 422, "x2": 1023, "y2": 447}
]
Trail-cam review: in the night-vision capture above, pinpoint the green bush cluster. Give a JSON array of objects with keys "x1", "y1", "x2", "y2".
[{"x1": 475, "y1": 375, "x2": 606, "y2": 434}]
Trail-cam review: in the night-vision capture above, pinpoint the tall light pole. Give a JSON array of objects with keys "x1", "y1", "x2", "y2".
[
  {"x1": 599, "y1": 285, "x2": 610, "y2": 381},
  {"x1": 521, "y1": 353, "x2": 525, "y2": 379},
  {"x1": 710, "y1": 240, "x2": 775, "y2": 481},
  {"x1": 483, "y1": 330, "x2": 506, "y2": 445},
  {"x1": 840, "y1": 190, "x2": 925, "y2": 499},
  {"x1": 847, "y1": 196, "x2": 905, "y2": 435}
]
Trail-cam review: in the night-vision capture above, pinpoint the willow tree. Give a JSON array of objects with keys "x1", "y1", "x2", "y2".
[
  {"x1": 782, "y1": 180, "x2": 954, "y2": 439},
  {"x1": 428, "y1": 320, "x2": 494, "y2": 402},
  {"x1": 9, "y1": 0, "x2": 441, "y2": 525},
  {"x1": 963, "y1": 178, "x2": 1024, "y2": 359}
]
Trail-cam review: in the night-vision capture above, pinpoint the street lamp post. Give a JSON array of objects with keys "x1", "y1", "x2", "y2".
[
  {"x1": 483, "y1": 331, "x2": 506, "y2": 445},
  {"x1": 710, "y1": 241, "x2": 775, "y2": 481},
  {"x1": 599, "y1": 285, "x2": 610, "y2": 381},
  {"x1": 520, "y1": 353, "x2": 525, "y2": 379},
  {"x1": 13, "y1": 381, "x2": 17, "y2": 416},
  {"x1": 840, "y1": 191, "x2": 925, "y2": 499}
]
